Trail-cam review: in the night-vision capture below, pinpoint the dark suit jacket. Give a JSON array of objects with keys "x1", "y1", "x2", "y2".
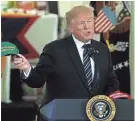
[{"x1": 23, "y1": 36, "x2": 119, "y2": 102}]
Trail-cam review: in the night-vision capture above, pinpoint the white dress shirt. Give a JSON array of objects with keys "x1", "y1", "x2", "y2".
[{"x1": 72, "y1": 35, "x2": 95, "y2": 79}]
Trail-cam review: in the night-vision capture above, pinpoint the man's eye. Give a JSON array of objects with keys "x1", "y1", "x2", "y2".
[
  {"x1": 80, "y1": 22, "x2": 84, "y2": 24},
  {"x1": 88, "y1": 21, "x2": 91, "y2": 22}
]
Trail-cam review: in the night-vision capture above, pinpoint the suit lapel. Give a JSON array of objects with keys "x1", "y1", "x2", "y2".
[
  {"x1": 65, "y1": 37, "x2": 102, "y2": 95},
  {"x1": 90, "y1": 40, "x2": 101, "y2": 95},
  {"x1": 66, "y1": 36, "x2": 90, "y2": 91}
]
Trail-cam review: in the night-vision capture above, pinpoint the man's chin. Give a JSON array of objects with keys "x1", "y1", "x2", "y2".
[{"x1": 84, "y1": 35, "x2": 93, "y2": 41}]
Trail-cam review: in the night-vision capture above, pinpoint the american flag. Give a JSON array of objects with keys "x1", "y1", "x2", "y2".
[{"x1": 95, "y1": 6, "x2": 117, "y2": 33}]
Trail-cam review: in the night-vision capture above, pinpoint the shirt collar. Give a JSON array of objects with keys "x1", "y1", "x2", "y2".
[{"x1": 72, "y1": 34, "x2": 91, "y2": 49}]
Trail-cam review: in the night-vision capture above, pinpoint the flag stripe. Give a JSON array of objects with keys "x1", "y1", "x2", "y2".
[
  {"x1": 103, "y1": 24, "x2": 114, "y2": 32},
  {"x1": 95, "y1": 15, "x2": 108, "y2": 29},
  {"x1": 95, "y1": 11, "x2": 105, "y2": 23},
  {"x1": 97, "y1": 10, "x2": 103, "y2": 16},
  {"x1": 110, "y1": 25, "x2": 115, "y2": 30},
  {"x1": 95, "y1": 18, "x2": 110, "y2": 31},
  {"x1": 95, "y1": 15, "x2": 108, "y2": 28},
  {"x1": 99, "y1": 21, "x2": 112, "y2": 32}
]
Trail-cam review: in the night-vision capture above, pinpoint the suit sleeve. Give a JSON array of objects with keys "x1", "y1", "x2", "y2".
[
  {"x1": 104, "y1": 49, "x2": 120, "y2": 95},
  {"x1": 21, "y1": 43, "x2": 55, "y2": 88}
]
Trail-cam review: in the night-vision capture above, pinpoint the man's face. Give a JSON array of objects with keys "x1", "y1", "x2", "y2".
[{"x1": 70, "y1": 12, "x2": 95, "y2": 42}]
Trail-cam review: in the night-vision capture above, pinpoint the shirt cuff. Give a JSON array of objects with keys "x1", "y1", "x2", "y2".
[{"x1": 23, "y1": 67, "x2": 31, "y2": 78}]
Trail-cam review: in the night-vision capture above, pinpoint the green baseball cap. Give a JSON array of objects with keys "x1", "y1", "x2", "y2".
[{"x1": 1, "y1": 42, "x2": 19, "y2": 56}]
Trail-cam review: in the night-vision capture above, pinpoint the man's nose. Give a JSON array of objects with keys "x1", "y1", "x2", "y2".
[{"x1": 84, "y1": 22, "x2": 90, "y2": 29}]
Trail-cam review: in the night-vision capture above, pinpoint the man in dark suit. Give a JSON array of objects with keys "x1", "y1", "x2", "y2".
[{"x1": 13, "y1": 5, "x2": 119, "y2": 103}]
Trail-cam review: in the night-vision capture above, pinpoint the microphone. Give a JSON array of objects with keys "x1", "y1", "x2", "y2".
[
  {"x1": 88, "y1": 48, "x2": 99, "y2": 57},
  {"x1": 83, "y1": 44, "x2": 99, "y2": 57}
]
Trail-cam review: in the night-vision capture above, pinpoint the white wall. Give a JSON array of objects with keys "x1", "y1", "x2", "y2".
[{"x1": 58, "y1": 1, "x2": 90, "y2": 17}]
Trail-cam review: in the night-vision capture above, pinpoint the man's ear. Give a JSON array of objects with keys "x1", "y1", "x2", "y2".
[{"x1": 68, "y1": 25, "x2": 73, "y2": 33}]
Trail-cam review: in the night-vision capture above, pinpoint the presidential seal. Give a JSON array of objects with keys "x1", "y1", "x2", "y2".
[{"x1": 86, "y1": 95, "x2": 116, "y2": 121}]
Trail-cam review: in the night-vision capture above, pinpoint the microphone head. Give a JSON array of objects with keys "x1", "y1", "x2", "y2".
[
  {"x1": 83, "y1": 44, "x2": 99, "y2": 56},
  {"x1": 88, "y1": 48, "x2": 99, "y2": 57}
]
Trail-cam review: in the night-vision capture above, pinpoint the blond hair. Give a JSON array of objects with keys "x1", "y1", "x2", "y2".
[{"x1": 66, "y1": 5, "x2": 94, "y2": 27}]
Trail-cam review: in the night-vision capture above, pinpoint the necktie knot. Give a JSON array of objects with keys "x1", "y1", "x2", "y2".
[
  {"x1": 82, "y1": 44, "x2": 93, "y2": 56},
  {"x1": 82, "y1": 44, "x2": 91, "y2": 50},
  {"x1": 82, "y1": 44, "x2": 99, "y2": 56}
]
